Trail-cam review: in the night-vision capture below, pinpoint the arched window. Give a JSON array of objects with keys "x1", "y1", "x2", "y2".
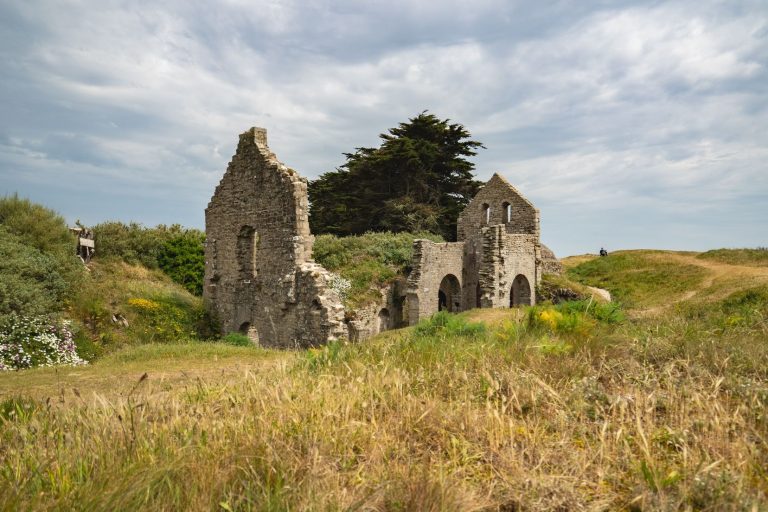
[
  {"x1": 502, "y1": 202, "x2": 511, "y2": 224},
  {"x1": 378, "y1": 308, "x2": 390, "y2": 333},
  {"x1": 482, "y1": 203, "x2": 490, "y2": 225}
]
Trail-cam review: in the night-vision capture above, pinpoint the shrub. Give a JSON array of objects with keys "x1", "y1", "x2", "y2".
[
  {"x1": 221, "y1": 333, "x2": 253, "y2": 347},
  {"x1": 125, "y1": 294, "x2": 203, "y2": 344},
  {"x1": 0, "y1": 194, "x2": 74, "y2": 256},
  {"x1": 0, "y1": 227, "x2": 72, "y2": 324},
  {"x1": 157, "y1": 233, "x2": 206, "y2": 296},
  {"x1": 414, "y1": 311, "x2": 487, "y2": 338},
  {"x1": 0, "y1": 316, "x2": 86, "y2": 371}
]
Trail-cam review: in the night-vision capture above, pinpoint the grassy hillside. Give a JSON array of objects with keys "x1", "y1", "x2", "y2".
[
  {"x1": 70, "y1": 259, "x2": 215, "y2": 360},
  {"x1": 2, "y1": 249, "x2": 767, "y2": 510},
  {"x1": 697, "y1": 247, "x2": 768, "y2": 267},
  {"x1": 564, "y1": 250, "x2": 709, "y2": 308}
]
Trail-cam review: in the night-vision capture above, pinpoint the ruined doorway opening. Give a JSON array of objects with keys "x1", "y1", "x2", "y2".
[
  {"x1": 476, "y1": 283, "x2": 482, "y2": 308},
  {"x1": 510, "y1": 274, "x2": 531, "y2": 307},
  {"x1": 378, "y1": 308, "x2": 390, "y2": 333},
  {"x1": 238, "y1": 321, "x2": 259, "y2": 344},
  {"x1": 237, "y1": 226, "x2": 259, "y2": 281},
  {"x1": 438, "y1": 274, "x2": 461, "y2": 313}
]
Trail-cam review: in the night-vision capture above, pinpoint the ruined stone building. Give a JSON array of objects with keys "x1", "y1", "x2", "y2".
[{"x1": 204, "y1": 127, "x2": 558, "y2": 347}]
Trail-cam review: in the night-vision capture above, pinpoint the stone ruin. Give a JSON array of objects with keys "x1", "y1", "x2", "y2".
[{"x1": 204, "y1": 127, "x2": 560, "y2": 347}]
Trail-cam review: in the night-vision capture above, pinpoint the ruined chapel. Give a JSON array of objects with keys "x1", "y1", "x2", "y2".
[{"x1": 204, "y1": 127, "x2": 559, "y2": 348}]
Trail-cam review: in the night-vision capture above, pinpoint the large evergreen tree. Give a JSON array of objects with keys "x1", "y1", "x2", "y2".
[{"x1": 308, "y1": 112, "x2": 484, "y2": 241}]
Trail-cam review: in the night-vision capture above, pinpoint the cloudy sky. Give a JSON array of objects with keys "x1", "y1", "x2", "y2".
[{"x1": 1, "y1": 0, "x2": 766, "y2": 256}]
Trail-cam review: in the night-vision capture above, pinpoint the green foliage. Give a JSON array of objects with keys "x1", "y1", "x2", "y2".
[
  {"x1": 0, "y1": 228, "x2": 70, "y2": 323},
  {"x1": 0, "y1": 194, "x2": 74, "y2": 256},
  {"x1": 0, "y1": 196, "x2": 83, "y2": 327},
  {"x1": 309, "y1": 112, "x2": 484, "y2": 241},
  {"x1": 93, "y1": 221, "x2": 205, "y2": 295},
  {"x1": 566, "y1": 251, "x2": 707, "y2": 307},
  {"x1": 157, "y1": 232, "x2": 206, "y2": 295},
  {"x1": 697, "y1": 247, "x2": 768, "y2": 267},
  {"x1": 414, "y1": 311, "x2": 487, "y2": 338},
  {"x1": 93, "y1": 222, "x2": 203, "y2": 269},
  {"x1": 124, "y1": 294, "x2": 202, "y2": 344},
  {"x1": 313, "y1": 231, "x2": 443, "y2": 308},
  {"x1": 221, "y1": 333, "x2": 253, "y2": 347}
]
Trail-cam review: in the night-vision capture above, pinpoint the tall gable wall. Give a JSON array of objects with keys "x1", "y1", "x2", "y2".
[
  {"x1": 457, "y1": 173, "x2": 539, "y2": 241},
  {"x1": 204, "y1": 128, "x2": 346, "y2": 348}
]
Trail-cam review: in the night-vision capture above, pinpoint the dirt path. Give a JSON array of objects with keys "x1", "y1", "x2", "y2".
[{"x1": 633, "y1": 253, "x2": 768, "y2": 317}]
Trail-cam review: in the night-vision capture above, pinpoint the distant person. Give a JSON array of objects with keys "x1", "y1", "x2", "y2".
[{"x1": 599, "y1": 247, "x2": 608, "y2": 257}]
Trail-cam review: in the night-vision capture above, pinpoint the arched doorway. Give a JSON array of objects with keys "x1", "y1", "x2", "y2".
[
  {"x1": 438, "y1": 274, "x2": 462, "y2": 313},
  {"x1": 239, "y1": 321, "x2": 259, "y2": 343},
  {"x1": 378, "y1": 308, "x2": 390, "y2": 333},
  {"x1": 510, "y1": 274, "x2": 531, "y2": 307}
]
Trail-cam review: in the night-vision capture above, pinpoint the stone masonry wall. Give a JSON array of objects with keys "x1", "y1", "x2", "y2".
[
  {"x1": 204, "y1": 128, "x2": 347, "y2": 348},
  {"x1": 457, "y1": 173, "x2": 539, "y2": 241},
  {"x1": 479, "y1": 227, "x2": 538, "y2": 308},
  {"x1": 347, "y1": 278, "x2": 408, "y2": 341},
  {"x1": 406, "y1": 240, "x2": 465, "y2": 325}
]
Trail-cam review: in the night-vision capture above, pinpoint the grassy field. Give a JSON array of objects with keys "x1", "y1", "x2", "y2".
[{"x1": 1, "y1": 251, "x2": 767, "y2": 510}]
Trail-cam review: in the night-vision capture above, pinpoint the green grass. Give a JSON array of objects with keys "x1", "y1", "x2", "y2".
[
  {"x1": 698, "y1": 247, "x2": 768, "y2": 267},
  {"x1": 313, "y1": 231, "x2": 443, "y2": 308},
  {"x1": 566, "y1": 250, "x2": 708, "y2": 308}
]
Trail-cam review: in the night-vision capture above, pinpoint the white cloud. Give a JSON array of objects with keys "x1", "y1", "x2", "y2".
[{"x1": 0, "y1": 0, "x2": 766, "y2": 254}]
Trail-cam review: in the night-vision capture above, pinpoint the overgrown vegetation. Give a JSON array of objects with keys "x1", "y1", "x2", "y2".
[
  {"x1": 313, "y1": 231, "x2": 443, "y2": 308},
  {"x1": 0, "y1": 196, "x2": 85, "y2": 369},
  {"x1": 309, "y1": 112, "x2": 484, "y2": 241},
  {"x1": 70, "y1": 260, "x2": 215, "y2": 359},
  {"x1": 93, "y1": 221, "x2": 205, "y2": 295},
  {"x1": 698, "y1": 247, "x2": 768, "y2": 267}
]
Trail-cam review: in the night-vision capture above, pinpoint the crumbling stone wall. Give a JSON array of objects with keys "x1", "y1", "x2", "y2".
[
  {"x1": 406, "y1": 241, "x2": 465, "y2": 325},
  {"x1": 204, "y1": 128, "x2": 346, "y2": 348},
  {"x1": 347, "y1": 278, "x2": 408, "y2": 341},
  {"x1": 540, "y1": 244, "x2": 563, "y2": 275},
  {"x1": 205, "y1": 128, "x2": 556, "y2": 345},
  {"x1": 406, "y1": 173, "x2": 542, "y2": 324},
  {"x1": 479, "y1": 228, "x2": 538, "y2": 307}
]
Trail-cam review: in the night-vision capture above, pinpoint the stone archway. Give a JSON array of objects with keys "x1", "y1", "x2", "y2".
[
  {"x1": 510, "y1": 274, "x2": 531, "y2": 307},
  {"x1": 438, "y1": 274, "x2": 462, "y2": 312}
]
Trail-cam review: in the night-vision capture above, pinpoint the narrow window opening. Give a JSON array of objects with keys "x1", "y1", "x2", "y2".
[
  {"x1": 482, "y1": 203, "x2": 490, "y2": 225},
  {"x1": 503, "y1": 202, "x2": 511, "y2": 224},
  {"x1": 237, "y1": 226, "x2": 259, "y2": 280}
]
